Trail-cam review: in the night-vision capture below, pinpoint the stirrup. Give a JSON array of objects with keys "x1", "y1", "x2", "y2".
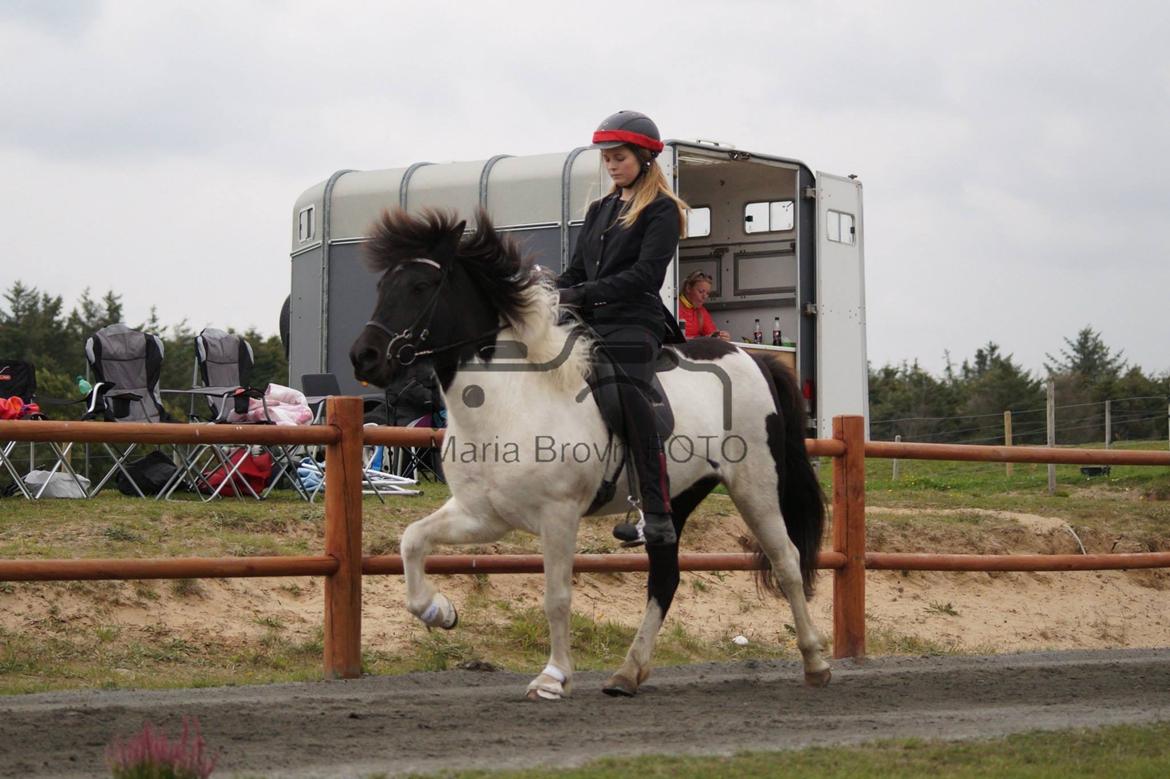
[{"x1": 613, "y1": 500, "x2": 646, "y2": 548}]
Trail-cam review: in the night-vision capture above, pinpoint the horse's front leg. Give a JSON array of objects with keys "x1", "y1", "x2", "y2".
[
  {"x1": 401, "y1": 498, "x2": 509, "y2": 629},
  {"x1": 526, "y1": 513, "x2": 581, "y2": 701}
]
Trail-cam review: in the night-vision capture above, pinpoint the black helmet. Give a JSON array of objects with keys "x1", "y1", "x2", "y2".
[{"x1": 592, "y1": 110, "x2": 664, "y2": 157}]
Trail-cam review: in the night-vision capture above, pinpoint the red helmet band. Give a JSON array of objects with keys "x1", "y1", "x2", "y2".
[{"x1": 592, "y1": 129, "x2": 665, "y2": 153}]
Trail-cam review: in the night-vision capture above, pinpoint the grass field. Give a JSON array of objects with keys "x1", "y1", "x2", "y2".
[{"x1": 407, "y1": 721, "x2": 1170, "y2": 779}]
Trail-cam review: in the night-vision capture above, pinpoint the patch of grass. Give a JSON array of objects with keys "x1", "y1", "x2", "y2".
[
  {"x1": 170, "y1": 578, "x2": 205, "y2": 598},
  {"x1": 431, "y1": 721, "x2": 1170, "y2": 778},
  {"x1": 866, "y1": 625, "x2": 967, "y2": 656},
  {"x1": 925, "y1": 601, "x2": 959, "y2": 617},
  {"x1": 103, "y1": 526, "x2": 145, "y2": 543}
]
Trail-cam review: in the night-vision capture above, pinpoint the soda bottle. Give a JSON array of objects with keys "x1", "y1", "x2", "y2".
[
  {"x1": 752, "y1": 319, "x2": 762, "y2": 344},
  {"x1": 772, "y1": 317, "x2": 782, "y2": 346}
]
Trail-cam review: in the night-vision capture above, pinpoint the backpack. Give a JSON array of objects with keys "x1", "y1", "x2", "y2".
[{"x1": 116, "y1": 450, "x2": 179, "y2": 497}]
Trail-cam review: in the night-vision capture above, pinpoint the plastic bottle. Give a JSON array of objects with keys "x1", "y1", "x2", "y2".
[
  {"x1": 772, "y1": 317, "x2": 782, "y2": 346},
  {"x1": 753, "y1": 318, "x2": 762, "y2": 344}
]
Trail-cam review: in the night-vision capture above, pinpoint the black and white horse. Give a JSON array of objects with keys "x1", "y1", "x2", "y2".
[{"x1": 350, "y1": 209, "x2": 831, "y2": 699}]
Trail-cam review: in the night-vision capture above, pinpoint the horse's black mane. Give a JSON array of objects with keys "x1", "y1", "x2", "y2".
[{"x1": 364, "y1": 208, "x2": 537, "y2": 325}]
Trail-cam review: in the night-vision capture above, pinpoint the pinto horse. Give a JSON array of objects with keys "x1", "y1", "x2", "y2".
[{"x1": 350, "y1": 209, "x2": 831, "y2": 699}]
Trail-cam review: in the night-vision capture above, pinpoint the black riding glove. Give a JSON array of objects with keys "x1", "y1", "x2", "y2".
[{"x1": 558, "y1": 286, "x2": 586, "y2": 308}]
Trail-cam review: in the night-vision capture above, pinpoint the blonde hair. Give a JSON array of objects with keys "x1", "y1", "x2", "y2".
[
  {"x1": 681, "y1": 270, "x2": 713, "y2": 299},
  {"x1": 608, "y1": 147, "x2": 689, "y2": 237}
]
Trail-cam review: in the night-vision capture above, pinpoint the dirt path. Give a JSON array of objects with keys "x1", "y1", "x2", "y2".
[{"x1": 2, "y1": 649, "x2": 1169, "y2": 778}]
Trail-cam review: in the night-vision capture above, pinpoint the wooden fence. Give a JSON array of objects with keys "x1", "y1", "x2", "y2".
[{"x1": 2, "y1": 401, "x2": 1169, "y2": 677}]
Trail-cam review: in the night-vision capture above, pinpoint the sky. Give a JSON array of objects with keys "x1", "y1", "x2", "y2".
[{"x1": 2, "y1": 0, "x2": 1168, "y2": 376}]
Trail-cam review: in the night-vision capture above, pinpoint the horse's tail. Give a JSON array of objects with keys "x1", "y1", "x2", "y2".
[{"x1": 749, "y1": 354, "x2": 827, "y2": 598}]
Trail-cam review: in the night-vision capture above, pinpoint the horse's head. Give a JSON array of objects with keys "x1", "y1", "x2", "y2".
[{"x1": 350, "y1": 208, "x2": 535, "y2": 389}]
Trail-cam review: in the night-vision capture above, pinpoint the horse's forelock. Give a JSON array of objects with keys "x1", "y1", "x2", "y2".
[{"x1": 363, "y1": 208, "x2": 465, "y2": 274}]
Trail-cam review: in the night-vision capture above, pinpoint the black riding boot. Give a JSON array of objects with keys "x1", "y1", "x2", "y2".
[
  {"x1": 611, "y1": 401, "x2": 675, "y2": 548},
  {"x1": 612, "y1": 432, "x2": 676, "y2": 548}
]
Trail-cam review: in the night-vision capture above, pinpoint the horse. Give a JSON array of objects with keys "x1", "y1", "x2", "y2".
[{"x1": 349, "y1": 208, "x2": 832, "y2": 700}]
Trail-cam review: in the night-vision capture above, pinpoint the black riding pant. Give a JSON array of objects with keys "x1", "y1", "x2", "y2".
[{"x1": 593, "y1": 322, "x2": 672, "y2": 515}]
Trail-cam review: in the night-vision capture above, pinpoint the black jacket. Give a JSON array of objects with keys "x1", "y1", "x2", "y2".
[{"x1": 557, "y1": 191, "x2": 685, "y2": 342}]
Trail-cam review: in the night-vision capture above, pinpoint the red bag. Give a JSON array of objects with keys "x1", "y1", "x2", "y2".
[{"x1": 201, "y1": 447, "x2": 274, "y2": 497}]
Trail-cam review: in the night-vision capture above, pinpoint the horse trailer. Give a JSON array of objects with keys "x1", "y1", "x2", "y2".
[{"x1": 288, "y1": 140, "x2": 868, "y2": 437}]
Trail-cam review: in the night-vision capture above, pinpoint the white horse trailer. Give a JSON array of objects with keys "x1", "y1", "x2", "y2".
[{"x1": 288, "y1": 141, "x2": 868, "y2": 437}]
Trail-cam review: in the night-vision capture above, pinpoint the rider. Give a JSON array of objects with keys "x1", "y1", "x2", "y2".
[{"x1": 556, "y1": 110, "x2": 688, "y2": 548}]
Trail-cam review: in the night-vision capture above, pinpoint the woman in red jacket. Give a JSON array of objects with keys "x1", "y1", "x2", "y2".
[{"x1": 677, "y1": 270, "x2": 730, "y2": 340}]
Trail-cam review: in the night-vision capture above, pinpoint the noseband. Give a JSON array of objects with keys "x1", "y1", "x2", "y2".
[{"x1": 363, "y1": 258, "x2": 504, "y2": 367}]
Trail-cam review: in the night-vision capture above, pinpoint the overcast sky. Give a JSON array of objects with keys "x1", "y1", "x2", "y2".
[{"x1": 2, "y1": 1, "x2": 1167, "y2": 376}]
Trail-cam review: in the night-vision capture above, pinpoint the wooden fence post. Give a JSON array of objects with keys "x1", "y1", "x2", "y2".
[
  {"x1": 324, "y1": 396, "x2": 364, "y2": 679},
  {"x1": 832, "y1": 415, "x2": 866, "y2": 659}
]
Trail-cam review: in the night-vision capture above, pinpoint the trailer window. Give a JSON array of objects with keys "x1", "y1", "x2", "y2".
[
  {"x1": 685, "y1": 207, "x2": 711, "y2": 239},
  {"x1": 744, "y1": 200, "x2": 794, "y2": 233},
  {"x1": 298, "y1": 206, "x2": 315, "y2": 243},
  {"x1": 827, "y1": 209, "x2": 855, "y2": 245}
]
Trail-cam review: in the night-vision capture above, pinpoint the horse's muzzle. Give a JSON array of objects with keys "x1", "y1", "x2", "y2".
[{"x1": 350, "y1": 331, "x2": 390, "y2": 386}]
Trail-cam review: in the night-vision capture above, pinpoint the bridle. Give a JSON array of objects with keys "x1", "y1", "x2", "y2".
[{"x1": 363, "y1": 258, "x2": 504, "y2": 367}]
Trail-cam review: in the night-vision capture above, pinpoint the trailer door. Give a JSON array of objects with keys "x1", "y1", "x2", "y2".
[{"x1": 814, "y1": 172, "x2": 868, "y2": 439}]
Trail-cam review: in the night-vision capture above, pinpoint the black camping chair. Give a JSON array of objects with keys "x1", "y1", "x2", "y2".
[
  {"x1": 82, "y1": 324, "x2": 174, "y2": 497},
  {"x1": 383, "y1": 373, "x2": 445, "y2": 483},
  {"x1": 0, "y1": 359, "x2": 89, "y2": 499},
  {"x1": 162, "y1": 328, "x2": 306, "y2": 501}
]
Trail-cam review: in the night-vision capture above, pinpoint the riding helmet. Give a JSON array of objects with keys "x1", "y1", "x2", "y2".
[{"x1": 591, "y1": 110, "x2": 664, "y2": 156}]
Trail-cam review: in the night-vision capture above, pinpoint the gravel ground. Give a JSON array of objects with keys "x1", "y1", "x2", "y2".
[{"x1": 2, "y1": 649, "x2": 1169, "y2": 778}]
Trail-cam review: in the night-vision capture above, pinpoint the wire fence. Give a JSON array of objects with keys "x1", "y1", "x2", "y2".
[{"x1": 871, "y1": 394, "x2": 1170, "y2": 447}]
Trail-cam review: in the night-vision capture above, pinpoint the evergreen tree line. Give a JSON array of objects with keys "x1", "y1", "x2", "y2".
[
  {"x1": 0, "y1": 282, "x2": 287, "y2": 422},
  {"x1": 870, "y1": 329, "x2": 1170, "y2": 445},
  {"x1": 4, "y1": 283, "x2": 1167, "y2": 447}
]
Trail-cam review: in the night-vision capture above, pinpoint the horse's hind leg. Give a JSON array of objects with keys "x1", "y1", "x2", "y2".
[
  {"x1": 400, "y1": 498, "x2": 509, "y2": 629},
  {"x1": 603, "y1": 477, "x2": 719, "y2": 697},
  {"x1": 729, "y1": 484, "x2": 831, "y2": 686}
]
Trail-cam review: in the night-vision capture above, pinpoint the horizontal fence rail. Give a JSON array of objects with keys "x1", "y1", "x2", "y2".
[
  {"x1": 0, "y1": 419, "x2": 340, "y2": 446},
  {"x1": 362, "y1": 551, "x2": 848, "y2": 575},
  {"x1": 0, "y1": 556, "x2": 339, "y2": 581},
  {"x1": 3, "y1": 406, "x2": 1169, "y2": 676}
]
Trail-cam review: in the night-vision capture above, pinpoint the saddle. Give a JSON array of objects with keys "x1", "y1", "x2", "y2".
[{"x1": 580, "y1": 345, "x2": 677, "y2": 514}]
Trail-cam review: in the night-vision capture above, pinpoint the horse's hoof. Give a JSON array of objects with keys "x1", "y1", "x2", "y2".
[
  {"x1": 804, "y1": 667, "x2": 832, "y2": 687},
  {"x1": 602, "y1": 674, "x2": 638, "y2": 697},
  {"x1": 525, "y1": 687, "x2": 563, "y2": 701},
  {"x1": 419, "y1": 595, "x2": 458, "y2": 630},
  {"x1": 525, "y1": 680, "x2": 565, "y2": 701}
]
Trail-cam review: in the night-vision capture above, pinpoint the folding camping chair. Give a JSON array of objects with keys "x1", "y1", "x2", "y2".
[
  {"x1": 162, "y1": 328, "x2": 307, "y2": 501},
  {"x1": 378, "y1": 373, "x2": 445, "y2": 483},
  {"x1": 82, "y1": 323, "x2": 173, "y2": 497},
  {"x1": 298, "y1": 373, "x2": 419, "y2": 500},
  {"x1": 0, "y1": 360, "x2": 92, "y2": 499}
]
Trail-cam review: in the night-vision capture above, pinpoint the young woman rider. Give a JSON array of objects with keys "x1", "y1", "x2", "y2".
[{"x1": 556, "y1": 110, "x2": 688, "y2": 548}]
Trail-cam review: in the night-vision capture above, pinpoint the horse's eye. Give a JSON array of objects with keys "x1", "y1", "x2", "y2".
[{"x1": 412, "y1": 282, "x2": 431, "y2": 294}]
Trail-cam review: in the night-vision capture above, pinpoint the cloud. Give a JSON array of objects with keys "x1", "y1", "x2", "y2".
[{"x1": 1, "y1": 0, "x2": 1167, "y2": 375}]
